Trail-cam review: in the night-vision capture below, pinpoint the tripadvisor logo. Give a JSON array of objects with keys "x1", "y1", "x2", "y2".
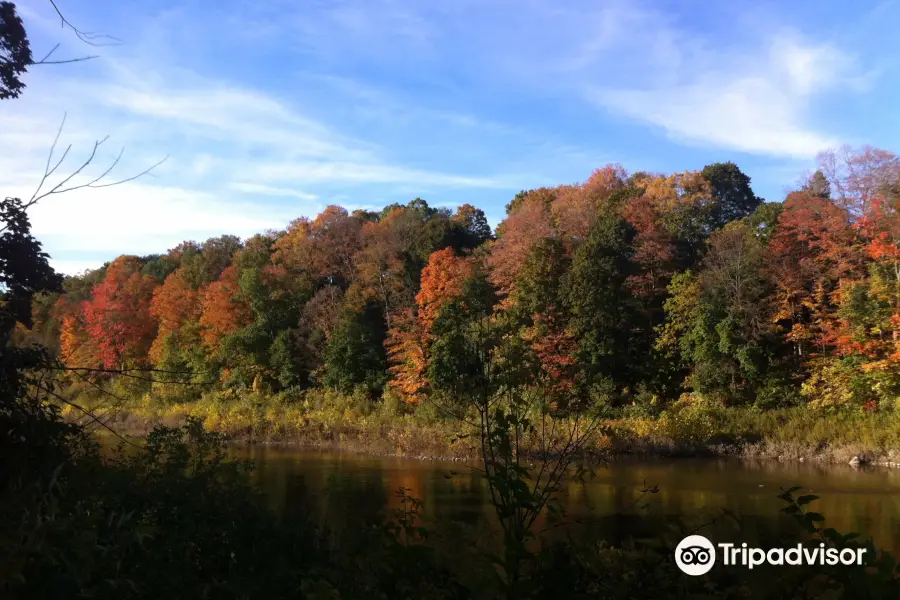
[
  {"x1": 676, "y1": 535, "x2": 717, "y2": 576},
  {"x1": 675, "y1": 535, "x2": 868, "y2": 576}
]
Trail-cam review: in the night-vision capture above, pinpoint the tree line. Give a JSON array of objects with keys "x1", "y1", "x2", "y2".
[{"x1": 19, "y1": 148, "x2": 900, "y2": 414}]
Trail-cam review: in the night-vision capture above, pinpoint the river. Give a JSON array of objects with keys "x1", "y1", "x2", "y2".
[{"x1": 232, "y1": 446, "x2": 900, "y2": 553}]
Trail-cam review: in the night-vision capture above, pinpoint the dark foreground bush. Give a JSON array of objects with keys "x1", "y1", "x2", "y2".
[{"x1": 1, "y1": 412, "x2": 469, "y2": 599}]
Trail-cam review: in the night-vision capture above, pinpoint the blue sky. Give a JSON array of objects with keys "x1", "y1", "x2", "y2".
[{"x1": 5, "y1": 0, "x2": 900, "y2": 274}]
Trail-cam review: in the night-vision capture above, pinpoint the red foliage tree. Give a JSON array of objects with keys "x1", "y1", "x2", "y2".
[
  {"x1": 623, "y1": 194, "x2": 676, "y2": 298},
  {"x1": 841, "y1": 195, "x2": 900, "y2": 363},
  {"x1": 551, "y1": 164, "x2": 627, "y2": 242},
  {"x1": 521, "y1": 309, "x2": 578, "y2": 405},
  {"x1": 81, "y1": 256, "x2": 158, "y2": 369},
  {"x1": 488, "y1": 194, "x2": 555, "y2": 296}
]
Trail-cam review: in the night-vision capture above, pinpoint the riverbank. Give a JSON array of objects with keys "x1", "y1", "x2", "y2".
[{"x1": 73, "y1": 392, "x2": 900, "y2": 467}]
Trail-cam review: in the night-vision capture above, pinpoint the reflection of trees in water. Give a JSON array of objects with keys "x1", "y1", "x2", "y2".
[
  {"x1": 236, "y1": 449, "x2": 900, "y2": 553},
  {"x1": 284, "y1": 474, "x2": 315, "y2": 519},
  {"x1": 321, "y1": 469, "x2": 387, "y2": 525},
  {"x1": 384, "y1": 468, "x2": 424, "y2": 508}
]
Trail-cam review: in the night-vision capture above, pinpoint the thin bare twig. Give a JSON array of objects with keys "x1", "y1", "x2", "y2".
[
  {"x1": 35, "y1": 381, "x2": 141, "y2": 449},
  {"x1": 30, "y1": 42, "x2": 98, "y2": 66},
  {"x1": 32, "y1": 55, "x2": 99, "y2": 66},
  {"x1": 48, "y1": 0, "x2": 121, "y2": 47},
  {"x1": 2, "y1": 114, "x2": 168, "y2": 234},
  {"x1": 69, "y1": 371, "x2": 131, "y2": 432},
  {"x1": 27, "y1": 1, "x2": 118, "y2": 67},
  {"x1": 36, "y1": 42, "x2": 60, "y2": 63},
  {"x1": 28, "y1": 123, "x2": 169, "y2": 208},
  {"x1": 61, "y1": 366, "x2": 212, "y2": 376},
  {"x1": 422, "y1": 394, "x2": 479, "y2": 428},
  {"x1": 55, "y1": 364, "x2": 217, "y2": 386}
]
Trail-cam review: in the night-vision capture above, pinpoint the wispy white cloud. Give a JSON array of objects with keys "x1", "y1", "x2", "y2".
[
  {"x1": 228, "y1": 183, "x2": 319, "y2": 201},
  {"x1": 246, "y1": 0, "x2": 869, "y2": 160},
  {"x1": 248, "y1": 161, "x2": 512, "y2": 188},
  {"x1": 590, "y1": 31, "x2": 859, "y2": 158},
  {"x1": 96, "y1": 82, "x2": 374, "y2": 161}
]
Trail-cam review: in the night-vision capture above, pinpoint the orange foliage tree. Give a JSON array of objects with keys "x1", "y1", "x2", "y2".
[
  {"x1": 550, "y1": 165, "x2": 627, "y2": 242},
  {"x1": 58, "y1": 310, "x2": 101, "y2": 368},
  {"x1": 836, "y1": 195, "x2": 900, "y2": 364},
  {"x1": 148, "y1": 268, "x2": 201, "y2": 363},
  {"x1": 198, "y1": 264, "x2": 253, "y2": 352},
  {"x1": 387, "y1": 248, "x2": 474, "y2": 404},
  {"x1": 272, "y1": 206, "x2": 362, "y2": 286},
  {"x1": 768, "y1": 192, "x2": 864, "y2": 359},
  {"x1": 352, "y1": 215, "x2": 409, "y2": 329}
]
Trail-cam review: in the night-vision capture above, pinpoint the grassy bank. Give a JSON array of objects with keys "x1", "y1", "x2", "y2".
[
  {"x1": 69, "y1": 390, "x2": 900, "y2": 466},
  {"x1": 605, "y1": 404, "x2": 900, "y2": 465}
]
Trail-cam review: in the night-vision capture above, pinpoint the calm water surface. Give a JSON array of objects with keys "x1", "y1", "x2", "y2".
[{"x1": 232, "y1": 446, "x2": 900, "y2": 552}]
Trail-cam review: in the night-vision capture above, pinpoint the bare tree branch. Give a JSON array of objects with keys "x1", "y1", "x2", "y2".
[
  {"x1": 64, "y1": 367, "x2": 132, "y2": 429},
  {"x1": 36, "y1": 42, "x2": 60, "y2": 63},
  {"x1": 27, "y1": 115, "x2": 169, "y2": 208},
  {"x1": 31, "y1": 55, "x2": 99, "y2": 66},
  {"x1": 24, "y1": 1, "x2": 117, "y2": 69},
  {"x1": 34, "y1": 380, "x2": 141, "y2": 449},
  {"x1": 33, "y1": 111, "x2": 72, "y2": 201},
  {"x1": 60, "y1": 365, "x2": 216, "y2": 376},
  {"x1": 0, "y1": 114, "x2": 169, "y2": 234},
  {"x1": 41, "y1": 362, "x2": 216, "y2": 438},
  {"x1": 47, "y1": 0, "x2": 121, "y2": 47},
  {"x1": 55, "y1": 364, "x2": 218, "y2": 386},
  {"x1": 29, "y1": 41, "x2": 99, "y2": 66}
]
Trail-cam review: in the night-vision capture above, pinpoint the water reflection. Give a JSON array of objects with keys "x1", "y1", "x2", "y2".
[{"x1": 233, "y1": 447, "x2": 900, "y2": 553}]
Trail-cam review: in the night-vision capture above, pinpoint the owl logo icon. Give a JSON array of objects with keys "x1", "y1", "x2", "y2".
[{"x1": 675, "y1": 535, "x2": 716, "y2": 576}]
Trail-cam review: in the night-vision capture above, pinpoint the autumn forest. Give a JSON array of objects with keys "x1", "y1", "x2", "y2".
[{"x1": 18, "y1": 146, "x2": 900, "y2": 425}]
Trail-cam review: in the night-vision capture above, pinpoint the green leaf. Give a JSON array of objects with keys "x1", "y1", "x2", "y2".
[{"x1": 805, "y1": 512, "x2": 825, "y2": 523}]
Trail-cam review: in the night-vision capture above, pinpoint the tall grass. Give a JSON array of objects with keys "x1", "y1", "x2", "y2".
[{"x1": 66, "y1": 390, "x2": 900, "y2": 464}]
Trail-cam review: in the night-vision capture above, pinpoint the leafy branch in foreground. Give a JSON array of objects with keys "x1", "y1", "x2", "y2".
[
  {"x1": 777, "y1": 486, "x2": 900, "y2": 597},
  {"x1": 427, "y1": 304, "x2": 607, "y2": 598}
]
